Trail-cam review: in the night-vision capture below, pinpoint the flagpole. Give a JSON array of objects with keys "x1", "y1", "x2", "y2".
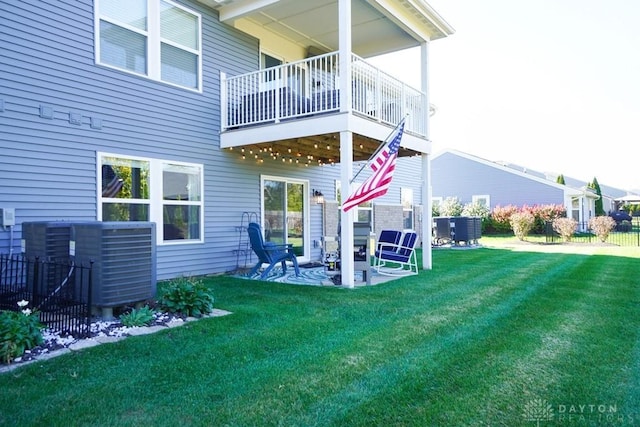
[{"x1": 349, "y1": 115, "x2": 407, "y2": 184}]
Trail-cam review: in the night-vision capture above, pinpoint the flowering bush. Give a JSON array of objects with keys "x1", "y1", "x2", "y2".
[
  {"x1": 439, "y1": 197, "x2": 464, "y2": 217},
  {"x1": 486, "y1": 204, "x2": 567, "y2": 234},
  {"x1": 462, "y1": 201, "x2": 490, "y2": 218},
  {"x1": 0, "y1": 300, "x2": 44, "y2": 364},
  {"x1": 524, "y1": 204, "x2": 567, "y2": 234},
  {"x1": 589, "y1": 216, "x2": 617, "y2": 242},
  {"x1": 487, "y1": 205, "x2": 520, "y2": 233},
  {"x1": 509, "y1": 211, "x2": 535, "y2": 240},
  {"x1": 552, "y1": 217, "x2": 578, "y2": 242}
]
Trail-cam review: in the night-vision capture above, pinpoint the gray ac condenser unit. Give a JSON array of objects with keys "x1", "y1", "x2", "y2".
[
  {"x1": 70, "y1": 222, "x2": 156, "y2": 308},
  {"x1": 22, "y1": 221, "x2": 73, "y2": 261},
  {"x1": 21, "y1": 221, "x2": 75, "y2": 297}
]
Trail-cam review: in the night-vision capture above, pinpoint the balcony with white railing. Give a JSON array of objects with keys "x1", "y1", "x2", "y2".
[{"x1": 221, "y1": 52, "x2": 427, "y2": 138}]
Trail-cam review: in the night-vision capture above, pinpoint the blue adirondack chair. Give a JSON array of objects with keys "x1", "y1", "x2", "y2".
[{"x1": 247, "y1": 222, "x2": 300, "y2": 279}]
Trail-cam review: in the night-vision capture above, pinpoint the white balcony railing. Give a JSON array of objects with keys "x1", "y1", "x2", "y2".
[{"x1": 221, "y1": 52, "x2": 427, "y2": 137}]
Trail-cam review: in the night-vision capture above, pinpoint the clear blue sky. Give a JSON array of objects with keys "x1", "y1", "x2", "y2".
[{"x1": 373, "y1": 0, "x2": 640, "y2": 192}]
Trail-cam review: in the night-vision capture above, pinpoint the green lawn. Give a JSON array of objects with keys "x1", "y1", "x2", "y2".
[{"x1": 1, "y1": 240, "x2": 639, "y2": 426}]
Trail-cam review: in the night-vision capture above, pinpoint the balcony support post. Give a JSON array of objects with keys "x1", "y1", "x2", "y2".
[
  {"x1": 421, "y1": 40, "x2": 433, "y2": 270},
  {"x1": 338, "y1": 0, "x2": 352, "y2": 114},
  {"x1": 339, "y1": 130, "x2": 355, "y2": 288}
]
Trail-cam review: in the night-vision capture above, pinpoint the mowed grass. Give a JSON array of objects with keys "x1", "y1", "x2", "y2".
[{"x1": 1, "y1": 241, "x2": 639, "y2": 426}]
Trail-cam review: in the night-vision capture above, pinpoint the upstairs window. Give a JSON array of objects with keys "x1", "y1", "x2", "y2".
[{"x1": 96, "y1": 0, "x2": 202, "y2": 91}]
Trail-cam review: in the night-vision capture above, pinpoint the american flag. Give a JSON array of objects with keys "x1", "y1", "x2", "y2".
[
  {"x1": 342, "y1": 121, "x2": 405, "y2": 212},
  {"x1": 102, "y1": 165, "x2": 124, "y2": 198}
]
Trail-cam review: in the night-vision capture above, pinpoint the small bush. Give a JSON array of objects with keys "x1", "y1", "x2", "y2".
[
  {"x1": 158, "y1": 276, "x2": 215, "y2": 317},
  {"x1": 432, "y1": 203, "x2": 440, "y2": 218},
  {"x1": 0, "y1": 301, "x2": 44, "y2": 364},
  {"x1": 553, "y1": 217, "x2": 578, "y2": 242},
  {"x1": 589, "y1": 216, "x2": 616, "y2": 242},
  {"x1": 439, "y1": 197, "x2": 463, "y2": 217},
  {"x1": 509, "y1": 212, "x2": 535, "y2": 241},
  {"x1": 526, "y1": 204, "x2": 567, "y2": 234},
  {"x1": 487, "y1": 205, "x2": 519, "y2": 233},
  {"x1": 462, "y1": 201, "x2": 490, "y2": 218},
  {"x1": 119, "y1": 305, "x2": 156, "y2": 327}
]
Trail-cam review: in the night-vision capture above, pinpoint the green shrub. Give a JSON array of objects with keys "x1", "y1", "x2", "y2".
[
  {"x1": 158, "y1": 276, "x2": 215, "y2": 317},
  {"x1": 553, "y1": 217, "x2": 578, "y2": 242},
  {"x1": 0, "y1": 300, "x2": 44, "y2": 364},
  {"x1": 119, "y1": 305, "x2": 156, "y2": 327},
  {"x1": 509, "y1": 211, "x2": 535, "y2": 241}
]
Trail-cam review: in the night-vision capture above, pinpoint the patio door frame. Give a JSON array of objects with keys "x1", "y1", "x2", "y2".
[{"x1": 260, "y1": 175, "x2": 311, "y2": 262}]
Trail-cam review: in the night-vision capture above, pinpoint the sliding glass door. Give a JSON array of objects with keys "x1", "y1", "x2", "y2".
[{"x1": 262, "y1": 176, "x2": 308, "y2": 259}]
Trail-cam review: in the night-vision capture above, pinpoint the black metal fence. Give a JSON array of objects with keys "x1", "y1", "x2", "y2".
[
  {"x1": 0, "y1": 254, "x2": 93, "y2": 337},
  {"x1": 545, "y1": 218, "x2": 640, "y2": 246}
]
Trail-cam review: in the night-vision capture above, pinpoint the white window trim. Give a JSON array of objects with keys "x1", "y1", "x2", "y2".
[
  {"x1": 94, "y1": 0, "x2": 203, "y2": 92},
  {"x1": 401, "y1": 187, "x2": 414, "y2": 230},
  {"x1": 97, "y1": 152, "x2": 204, "y2": 245},
  {"x1": 472, "y1": 194, "x2": 491, "y2": 208},
  {"x1": 260, "y1": 175, "x2": 311, "y2": 261}
]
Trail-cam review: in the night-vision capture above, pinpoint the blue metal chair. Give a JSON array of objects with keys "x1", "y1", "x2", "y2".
[
  {"x1": 374, "y1": 231, "x2": 419, "y2": 276},
  {"x1": 247, "y1": 222, "x2": 300, "y2": 279},
  {"x1": 377, "y1": 230, "x2": 402, "y2": 252}
]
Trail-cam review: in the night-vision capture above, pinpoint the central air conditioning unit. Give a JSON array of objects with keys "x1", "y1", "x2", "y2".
[
  {"x1": 21, "y1": 221, "x2": 75, "y2": 297},
  {"x1": 22, "y1": 221, "x2": 72, "y2": 262},
  {"x1": 70, "y1": 222, "x2": 156, "y2": 313}
]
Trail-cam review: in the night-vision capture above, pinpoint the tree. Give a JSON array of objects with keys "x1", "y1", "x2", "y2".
[
  {"x1": 556, "y1": 174, "x2": 565, "y2": 185},
  {"x1": 589, "y1": 177, "x2": 605, "y2": 216}
]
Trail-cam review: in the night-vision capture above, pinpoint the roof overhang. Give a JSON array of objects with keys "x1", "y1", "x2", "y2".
[{"x1": 200, "y1": 0, "x2": 454, "y2": 58}]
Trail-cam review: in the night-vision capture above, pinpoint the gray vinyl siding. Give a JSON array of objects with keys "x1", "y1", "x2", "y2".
[
  {"x1": 432, "y1": 152, "x2": 565, "y2": 208},
  {"x1": 0, "y1": 0, "x2": 428, "y2": 279},
  {"x1": 0, "y1": 0, "x2": 260, "y2": 279}
]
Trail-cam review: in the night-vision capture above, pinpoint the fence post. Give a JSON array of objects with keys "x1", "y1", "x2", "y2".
[
  {"x1": 87, "y1": 260, "x2": 94, "y2": 329},
  {"x1": 32, "y1": 256, "x2": 40, "y2": 305}
]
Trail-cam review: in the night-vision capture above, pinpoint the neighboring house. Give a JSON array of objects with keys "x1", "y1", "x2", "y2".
[
  {"x1": 561, "y1": 177, "x2": 627, "y2": 214},
  {"x1": 431, "y1": 149, "x2": 600, "y2": 226},
  {"x1": 0, "y1": 0, "x2": 453, "y2": 287}
]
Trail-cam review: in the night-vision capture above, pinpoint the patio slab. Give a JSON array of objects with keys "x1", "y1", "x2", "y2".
[{"x1": 235, "y1": 265, "x2": 400, "y2": 287}]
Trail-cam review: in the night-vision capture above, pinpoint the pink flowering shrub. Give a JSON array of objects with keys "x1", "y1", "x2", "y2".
[
  {"x1": 588, "y1": 216, "x2": 617, "y2": 242},
  {"x1": 552, "y1": 217, "x2": 578, "y2": 242},
  {"x1": 509, "y1": 211, "x2": 536, "y2": 240},
  {"x1": 486, "y1": 204, "x2": 566, "y2": 234}
]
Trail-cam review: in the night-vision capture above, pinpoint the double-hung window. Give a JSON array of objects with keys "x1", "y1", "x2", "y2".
[
  {"x1": 99, "y1": 153, "x2": 204, "y2": 244},
  {"x1": 96, "y1": 0, "x2": 202, "y2": 91}
]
